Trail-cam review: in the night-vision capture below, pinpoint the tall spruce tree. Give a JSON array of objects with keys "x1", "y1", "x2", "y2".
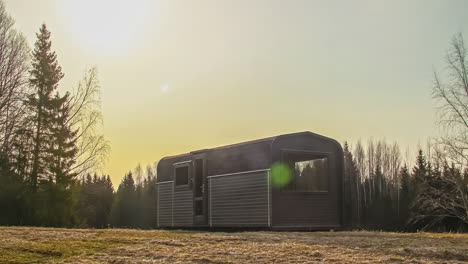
[
  {"x1": 398, "y1": 164, "x2": 412, "y2": 228},
  {"x1": 27, "y1": 24, "x2": 64, "y2": 192},
  {"x1": 408, "y1": 150, "x2": 428, "y2": 230},
  {"x1": 110, "y1": 172, "x2": 137, "y2": 227},
  {"x1": 343, "y1": 142, "x2": 360, "y2": 227},
  {"x1": 43, "y1": 92, "x2": 79, "y2": 226},
  {"x1": 412, "y1": 150, "x2": 427, "y2": 190},
  {"x1": 141, "y1": 174, "x2": 157, "y2": 228},
  {"x1": 46, "y1": 92, "x2": 78, "y2": 187}
]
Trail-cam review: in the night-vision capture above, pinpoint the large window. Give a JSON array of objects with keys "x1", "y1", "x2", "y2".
[
  {"x1": 175, "y1": 166, "x2": 189, "y2": 186},
  {"x1": 282, "y1": 152, "x2": 329, "y2": 192}
]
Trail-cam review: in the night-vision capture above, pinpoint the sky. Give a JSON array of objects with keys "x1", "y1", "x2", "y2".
[{"x1": 4, "y1": 0, "x2": 468, "y2": 185}]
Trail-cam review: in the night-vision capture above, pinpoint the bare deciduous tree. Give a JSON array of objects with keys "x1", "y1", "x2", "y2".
[
  {"x1": 433, "y1": 33, "x2": 468, "y2": 167},
  {"x1": 412, "y1": 33, "x2": 468, "y2": 229},
  {"x1": 134, "y1": 163, "x2": 143, "y2": 186},
  {"x1": 389, "y1": 143, "x2": 401, "y2": 187},
  {"x1": 146, "y1": 162, "x2": 157, "y2": 181},
  {"x1": 68, "y1": 67, "x2": 110, "y2": 178},
  {"x1": 0, "y1": 1, "x2": 30, "y2": 156},
  {"x1": 354, "y1": 140, "x2": 366, "y2": 208}
]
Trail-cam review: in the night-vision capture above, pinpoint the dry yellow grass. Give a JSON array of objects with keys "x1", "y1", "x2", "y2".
[{"x1": 0, "y1": 227, "x2": 467, "y2": 263}]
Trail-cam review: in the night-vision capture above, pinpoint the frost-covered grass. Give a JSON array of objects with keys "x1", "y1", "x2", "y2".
[{"x1": 1, "y1": 226, "x2": 467, "y2": 263}]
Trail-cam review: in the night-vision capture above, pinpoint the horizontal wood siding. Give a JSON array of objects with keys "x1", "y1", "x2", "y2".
[
  {"x1": 173, "y1": 188, "x2": 193, "y2": 226},
  {"x1": 157, "y1": 182, "x2": 173, "y2": 227},
  {"x1": 209, "y1": 170, "x2": 270, "y2": 227}
]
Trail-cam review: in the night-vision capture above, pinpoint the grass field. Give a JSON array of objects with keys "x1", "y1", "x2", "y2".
[{"x1": 0, "y1": 227, "x2": 467, "y2": 263}]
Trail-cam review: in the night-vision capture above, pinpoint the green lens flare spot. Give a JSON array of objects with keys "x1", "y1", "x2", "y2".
[{"x1": 270, "y1": 162, "x2": 292, "y2": 188}]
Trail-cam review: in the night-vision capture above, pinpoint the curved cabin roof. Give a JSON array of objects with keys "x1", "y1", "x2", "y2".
[
  {"x1": 157, "y1": 131, "x2": 342, "y2": 182},
  {"x1": 160, "y1": 131, "x2": 340, "y2": 161}
]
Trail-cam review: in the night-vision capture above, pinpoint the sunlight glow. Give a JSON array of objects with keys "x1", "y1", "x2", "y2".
[
  {"x1": 160, "y1": 84, "x2": 169, "y2": 93},
  {"x1": 59, "y1": 0, "x2": 154, "y2": 54}
]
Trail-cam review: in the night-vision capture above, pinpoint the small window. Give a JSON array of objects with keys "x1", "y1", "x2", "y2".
[
  {"x1": 175, "y1": 166, "x2": 189, "y2": 186},
  {"x1": 194, "y1": 159, "x2": 203, "y2": 197},
  {"x1": 282, "y1": 152, "x2": 329, "y2": 192}
]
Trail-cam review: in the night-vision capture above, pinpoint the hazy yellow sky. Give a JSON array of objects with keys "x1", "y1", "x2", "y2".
[{"x1": 4, "y1": 0, "x2": 468, "y2": 184}]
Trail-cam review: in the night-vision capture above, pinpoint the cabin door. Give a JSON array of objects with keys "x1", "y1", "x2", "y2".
[{"x1": 193, "y1": 159, "x2": 208, "y2": 225}]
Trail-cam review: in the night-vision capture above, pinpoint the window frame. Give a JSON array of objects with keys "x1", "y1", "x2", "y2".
[
  {"x1": 279, "y1": 149, "x2": 331, "y2": 194},
  {"x1": 173, "y1": 161, "x2": 191, "y2": 190}
]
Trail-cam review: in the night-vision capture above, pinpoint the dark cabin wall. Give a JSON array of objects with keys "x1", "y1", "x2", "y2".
[
  {"x1": 156, "y1": 132, "x2": 344, "y2": 229},
  {"x1": 156, "y1": 139, "x2": 272, "y2": 182},
  {"x1": 156, "y1": 139, "x2": 273, "y2": 228},
  {"x1": 205, "y1": 140, "x2": 272, "y2": 176},
  {"x1": 157, "y1": 155, "x2": 192, "y2": 182},
  {"x1": 270, "y1": 133, "x2": 343, "y2": 228}
]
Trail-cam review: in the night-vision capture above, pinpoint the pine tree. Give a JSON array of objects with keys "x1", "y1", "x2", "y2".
[
  {"x1": 398, "y1": 164, "x2": 412, "y2": 228},
  {"x1": 409, "y1": 150, "x2": 429, "y2": 230},
  {"x1": 27, "y1": 24, "x2": 64, "y2": 192},
  {"x1": 101, "y1": 175, "x2": 114, "y2": 227},
  {"x1": 141, "y1": 174, "x2": 157, "y2": 228},
  {"x1": 110, "y1": 172, "x2": 137, "y2": 227},
  {"x1": 343, "y1": 142, "x2": 360, "y2": 227},
  {"x1": 46, "y1": 92, "x2": 78, "y2": 187},
  {"x1": 74, "y1": 174, "x2": 114, "y2": 228},
  {"x1": 0, "y1": 151, "x2": 25, "y2": 225},
  {"x1": 93, "y1": 174, "x2": 113, "y2": 228},
  {"x1": 408, "y1": 150, "x2": 463, "y2": 231},
  {"x1": 412, "y1": 149, "x2": 427, "y2": 190}
]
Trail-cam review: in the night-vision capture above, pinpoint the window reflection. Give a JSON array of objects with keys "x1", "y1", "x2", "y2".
[{"x1": 282, "y1": 154, "x2": 328, "y2": 192}]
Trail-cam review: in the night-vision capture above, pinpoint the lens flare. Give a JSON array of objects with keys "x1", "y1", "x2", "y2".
[{"x1": 270, "y1": 162, "x2": 292, "y2": 188}]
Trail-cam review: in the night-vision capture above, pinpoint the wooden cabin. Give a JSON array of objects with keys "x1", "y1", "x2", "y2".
[{"x1": 156, "y1": 131, "x2": 343, "y2": 230}]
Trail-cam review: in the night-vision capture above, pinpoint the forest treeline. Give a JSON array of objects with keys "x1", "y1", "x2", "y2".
[
  {"x1": 342, "y1": 32, "x2": 468, "y2": 232},
  {"x1": 0, "y1": 1, "x2": 160, "y2": 228},
  {"x1": 342, "y1": 141, "x2": 467, "y2": 231},
  {"x1": 0, "y1": 1, "x2": 467, "y2": 231},
  {"x1": 0, "y1": 0, "x2": 160, "y2": 228},
  {"x1": 0, "y1": 0, "x2": 112, "y2": 227}
]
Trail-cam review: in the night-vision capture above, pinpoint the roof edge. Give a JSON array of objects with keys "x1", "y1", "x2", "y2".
[{"x1": 159, "y1": 131, "x2": 342, "y2": 162}]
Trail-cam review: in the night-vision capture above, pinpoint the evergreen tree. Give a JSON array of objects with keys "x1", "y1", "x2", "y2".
[
  {"x1": 110, "y1": 172, "x2": 137, "y2": 227},
  {"x1": 27, "y1": 24, "x2": 64, "y2": 192},
  {"x1": 73, "y1": 175, "x2": 95, "y2": 227},
  {"x1": 46, "y1": 92, "x2": 78, "y2": 187},
  {"x1": 141, "y1": 175, "x2": 157, "y2": 228},
  {"x1": 0, "y1": 151, "x2": 25, "y2": 225},
  {"x1": 398, "y1": 164, "x2": 412, "y2": 228},
  {"x1": 74, "y1": 174, "x2": 114, "y2": 228},
  {"x1": 99, "y1": 175, "x2": 114, "y2": 227},
  {"x1": 25, "y1": 24, "x2": 81, "y2": 227},
  {"x1": 412, "y1": 149, "x2": 427, "y2": 191},
  {"x1": 409, "y1": 150, "x2": 429, "y2": 230},
  {"x1": 407, "y1": 150, "x2": 468, "y2": 231},
  {"x1": 343, "y1": 142, "x2": 360, "y2": 228},
  {"x1": 414, "y1": 163, "x2": 468, "y2": 231}
]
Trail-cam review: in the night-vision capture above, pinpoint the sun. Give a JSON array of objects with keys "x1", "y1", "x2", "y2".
[{"x1": 58, "y1": 0, "x2": 154, "y2": 54}]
